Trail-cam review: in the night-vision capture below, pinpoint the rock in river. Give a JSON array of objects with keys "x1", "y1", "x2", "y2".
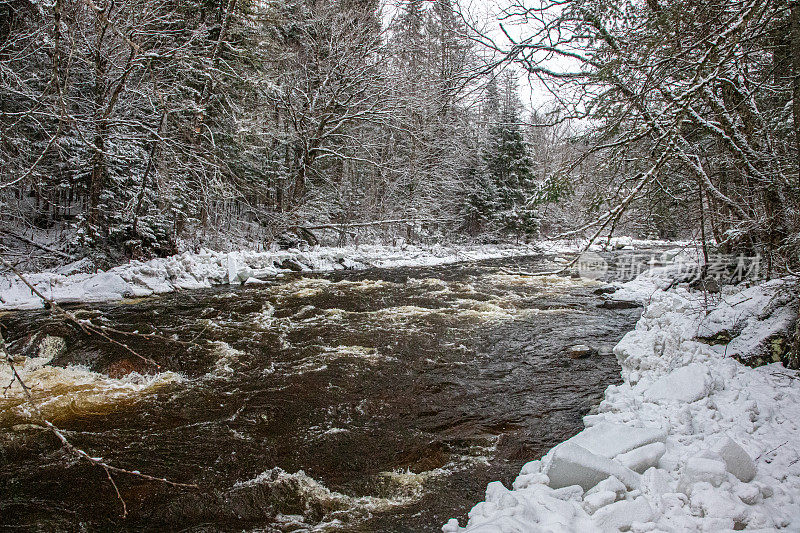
[{"x1": 569, "y1": 344, "x2": 596, "y2": 359}]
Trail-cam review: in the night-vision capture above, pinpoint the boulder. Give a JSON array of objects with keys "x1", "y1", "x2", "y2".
[
  {"x1": 690, "y1": 277, "x2": 721, "y2": 294},
  {"x1": 276, "y1": 259, "x2": 306, "y2": 272}
]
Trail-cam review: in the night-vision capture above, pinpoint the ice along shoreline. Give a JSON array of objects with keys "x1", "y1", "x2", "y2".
[
  {"x1": 0, "y1": 237, "x2": 669, "y2": 311},
  {"x1": 0, "y1": 243, "x2": 542, "y2": 310},
  {"x1": 444, "y1": 257, "x2": 800, "y2": 532}
]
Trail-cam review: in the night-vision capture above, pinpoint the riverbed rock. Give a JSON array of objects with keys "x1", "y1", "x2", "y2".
[
  {"x1": 569, "y1": 345, "x2": 596, "y2": 359},
  {"x1": 598, "y1": 299, "x2": 642, "y2": 310},
  {"x1": 593, "y1": 286, "x2": 617, "y2": 295},
  {"x1": 104, "y1": 358, "x2": 148, "y2": 379}
]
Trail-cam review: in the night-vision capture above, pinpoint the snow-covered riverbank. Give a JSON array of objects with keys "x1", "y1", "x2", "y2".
[
  {"x1": 0, "y1": 237, "x2": 673, "y2": 311},
  {"x1": 444, "y1": 261, "x2": 800, "y2": 531},
  {"x1": 0, "y1": 243, "x2": 546, "y2": 310}
]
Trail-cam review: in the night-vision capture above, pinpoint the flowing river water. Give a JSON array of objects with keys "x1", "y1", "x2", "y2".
[{"x1": 0, "y1": 251, "x2": 655, "y2": 531}]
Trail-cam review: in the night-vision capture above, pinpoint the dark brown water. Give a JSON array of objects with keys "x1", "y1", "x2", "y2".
[{"x1": 0, "y1": 253, "x2": 647, "y2": 531}]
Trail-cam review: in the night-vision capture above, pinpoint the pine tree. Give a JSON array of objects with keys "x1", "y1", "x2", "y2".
[{"x1": 477, "y1": 73, "x2": 539, "y2": 239}]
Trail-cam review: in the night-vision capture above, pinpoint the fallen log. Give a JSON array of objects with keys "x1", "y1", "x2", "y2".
[{"x1": 0, "y1": 228, "x2": 74, "y2": 260}]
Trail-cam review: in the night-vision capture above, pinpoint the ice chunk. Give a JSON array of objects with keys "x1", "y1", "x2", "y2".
[
  {"x1": 644, "y1": 363, "x2": 710, "y2": 403},
  {"x1": 583, "y1": 490, "x2": 617, "y2": 514},
  {"x1": 678, "y1": 457, "x2": 728, "y2": 493},
  {"x1": 519, "y1": 460, "x2": 541, "y2": 475},
  {"x1": 226, "y1": 255, "x2": 240, "y2": 284},
  {"x1": 544, "y1": 443, "x2": 640, "y2": 491},
  {"x1": 442, "y1": 518, "x2": 460, "y2": 532},
  {"x1": 712, "y1": 437, "x2": 757, "y2": 483},
  {"x1": 562, "y1": 422, "x2": 667, "y2": 459},
  {"x1": 78, "y1": 272, "x2": 130, "y2": 301},
  {"x1": 237, "y1": 266, "x2": 255, "y2": 283},
  {"x1": 586, "y1": 475, "x2": 627, "y2": 498},
  {"x1": 616, "y1": 442, "x2": 666, "y2": 473},
  {"x1": 592, "y1": 497, "x2": 654, "y2": 530}
]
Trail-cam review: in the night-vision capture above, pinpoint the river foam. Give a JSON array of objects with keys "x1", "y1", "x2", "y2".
[{"x1": 1, "y1": 356, "x2": 181, "y2": 425}]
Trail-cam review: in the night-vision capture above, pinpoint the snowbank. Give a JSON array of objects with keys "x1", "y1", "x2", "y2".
[
  {"x1": 444, "y1": 268, "x2": 800, "y2": 531},
  {"x1": 538, "y1": 237, "x2": 691, "y2": 255},
  {"x1": 0, "y1": 238, "x2": 691, "y2": 311},
  {"x1": 0, "y1": 243, "x2": 549, "y2": 310}
]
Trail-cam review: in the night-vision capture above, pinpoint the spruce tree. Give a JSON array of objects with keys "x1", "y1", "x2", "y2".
[{"x1": 479, "y1": 73, "x2": 539, "y2": 239}]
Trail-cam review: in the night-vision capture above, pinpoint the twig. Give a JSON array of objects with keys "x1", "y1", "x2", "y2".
[
  {"x1": 756, "y1": 441, "x2": 788, "y2": 460},
  {"x1": 1, "y1": 334, "x2": 197, "y2": 518},
  {"x1": 0, "y1": 255, "x2": 161, "y2": 368}
]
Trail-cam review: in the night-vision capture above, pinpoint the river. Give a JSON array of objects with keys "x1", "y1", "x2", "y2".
[{"x1": 0, "y1": 251, "x2": 653, "y2": 531}]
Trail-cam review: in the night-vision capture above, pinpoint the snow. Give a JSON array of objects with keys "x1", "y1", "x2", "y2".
[
  {"x1": 643, "y1": 363, "x2": 711, "y2": 403},
  {"x1": 0, "y1": 243, "x2": 545, "y2": 310},
  {"x1": 543, "y1": 443, "x2": 642, "y2": 491},
  {"x1": 444, "y1": 260, "x2": 800, "y2": 532},
  {"x1": 712, "y1": 437, "x2": 757, "y2": 483},
  {"x1": 0, "y1": 238, "x2": 692, "y2": 310}
]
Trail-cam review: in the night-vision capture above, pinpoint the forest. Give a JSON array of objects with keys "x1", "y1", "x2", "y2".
[
  {"x1": 3, "y1": 1, "x2": 800, "y2": 531},
  {"x1": 0, "y1": 0, "x2": 795, "y2": 274}
]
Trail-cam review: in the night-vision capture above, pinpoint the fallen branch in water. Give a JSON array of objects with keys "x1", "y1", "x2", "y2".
[{"x1": 0, "y1": 332, "x2": 198, "y2": 518}]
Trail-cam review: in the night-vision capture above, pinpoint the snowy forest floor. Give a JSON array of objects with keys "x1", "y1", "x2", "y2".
[{"x1": 444, "y1": 253, "x2": 800, "y2": 532}]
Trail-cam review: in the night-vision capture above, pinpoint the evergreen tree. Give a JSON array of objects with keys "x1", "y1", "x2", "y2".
[{"x1": 471, "y1": 73, "x2": 539, "y2": 239}]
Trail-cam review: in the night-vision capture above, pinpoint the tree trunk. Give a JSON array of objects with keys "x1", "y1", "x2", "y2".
[
  {"x1": 87, "y1": 14, "x2": 108, "y2": 240},
  {"x1": 790, "y1": 0, "x2": 800, "y2": 183}
]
